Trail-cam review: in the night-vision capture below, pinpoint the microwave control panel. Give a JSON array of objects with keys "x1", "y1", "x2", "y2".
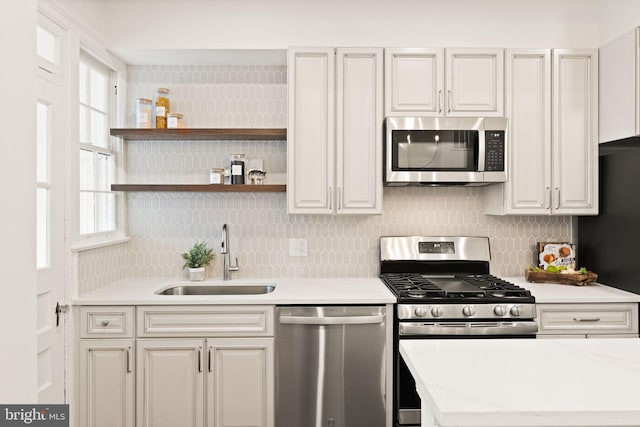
[{"x1": 484, "y1": 131, "x2": 505, "y2": 171}]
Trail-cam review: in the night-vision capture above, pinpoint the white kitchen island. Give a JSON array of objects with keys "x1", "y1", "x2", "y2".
[{"x1": 400, "y1": 339, "x2": 640, "y2": 427}]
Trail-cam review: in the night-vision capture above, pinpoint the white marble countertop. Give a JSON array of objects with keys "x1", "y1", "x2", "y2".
[
  {"x1": 400, "y1": 338, "x2": 640, "y2": 427},
  {"x1": 72, "y1": 277, "x2": 396, "y2": 305},
  {"x1": 508, "y1": 277, "x2": 640, "y2": 303},
  {"x1": 73, "y1": 275, "x2": 640, "y2": 306}
]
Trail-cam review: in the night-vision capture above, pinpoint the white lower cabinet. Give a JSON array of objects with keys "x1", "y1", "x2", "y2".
[
  {"x1": 207, "y1": 338, "x2": 274, "y2": 427},
  {"x1": 136, "y1": 339, "x2": 205, "y2": 427},
  {"x1": 78, "y1": 305, "x2": 275, "y2": 427},
  {"x1": 137, "y1": 337, "x2": 274, "y2": 427},
  {"x1": 79, "y1": 339, "x2": 135, "y2": 427},
  {"x1": 536, "y1": 303, "x2": 639, "y2": 338}
]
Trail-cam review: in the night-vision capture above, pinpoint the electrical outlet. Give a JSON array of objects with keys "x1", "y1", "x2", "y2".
[{"x1": 289, "y1": 238, "x2": 308, "y2": 257}]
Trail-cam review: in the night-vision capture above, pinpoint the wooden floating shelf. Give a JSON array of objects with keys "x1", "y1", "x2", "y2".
[
  {"x1": 110, "y1": 128, "x2": 287, "y2": 141},
  {"x1": 111, "y1": 184, "x2": 286, "y2": 193}
]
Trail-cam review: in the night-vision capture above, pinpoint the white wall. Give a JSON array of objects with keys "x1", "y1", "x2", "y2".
[
  {"x1": 101, "y1": 0, "x2": 600, "y2": 56},
  {"x1": 598, "y1": 0, "x2": 640, "y2": 45},
  {"x1": 0, "y1": 0, "x2": 38, "y2": 402}
]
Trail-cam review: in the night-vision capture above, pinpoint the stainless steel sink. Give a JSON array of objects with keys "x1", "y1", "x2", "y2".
[{"x1": 156, "y1": 283, "x2": 276, "y2": 296}]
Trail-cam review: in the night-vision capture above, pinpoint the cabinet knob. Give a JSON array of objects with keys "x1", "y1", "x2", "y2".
[{"x1": 101, "y1": 320, "x2": 110, "y2": 327}]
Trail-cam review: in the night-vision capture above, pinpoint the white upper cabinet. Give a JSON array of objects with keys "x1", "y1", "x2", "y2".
[
  {"x1": 599, "y1": 27, "x2": 640, "y2": 143},
  {"x1": 445, "y1": 48, "x2": 504, "y2": 116},
  {"x1": 384, "y1": 47, "x2": 503, "y2": 117},
  {"x1": 288, "y1": 47, "x2": 383, "y2": 215},
  {"x1": 484, "y1": 49, "x2": 598, "y2": 216},
  {"x1": 552, "y1": 49, "x2": 598, "y2": 215},
  {"x1": 384, "y1": 48, "x2": 444, "y2": 116},
  {"x1": 287, "y1": 48, "x2": 335, "y2": 214}
]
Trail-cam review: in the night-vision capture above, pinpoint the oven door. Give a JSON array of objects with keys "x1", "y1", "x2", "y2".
[{"x1": 395, "y1": 322, "x2": 538, "y2": 427}]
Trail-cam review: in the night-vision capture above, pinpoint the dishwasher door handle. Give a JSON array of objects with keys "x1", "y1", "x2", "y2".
[{"x1": 279, "y1": 314, "x2": 385, "y2": 325}]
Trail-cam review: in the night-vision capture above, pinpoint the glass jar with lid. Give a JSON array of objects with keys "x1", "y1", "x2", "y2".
[
  {"x1": 136, "y1": 98, "x2": 152, "y2": 128},
  {"x1": 229, "y1": 154, "x2": 246, "y2": 185},
  {"x1": 209, "y1": 168, "x2": 224, "y2": 185},
  {"x1": 155, "y1": 88, "x2": 170, "y2": 128},
  {"x1": 167, "y1": 113, "x2": 183, "y2": 129}
]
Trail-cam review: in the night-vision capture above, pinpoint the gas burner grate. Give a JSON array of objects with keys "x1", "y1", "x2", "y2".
[
  {"x1": 381, "y1": 273, "x2": 533, "y2": 302},
  {"x1": 381, "y1": 274, "x2": 446, "y2": 297}
]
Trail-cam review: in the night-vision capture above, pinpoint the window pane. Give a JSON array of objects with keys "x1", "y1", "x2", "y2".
[
  {"x1": 79, "y1": 62, "x2": 88, "y2": 105},
  {"x1": 36, "y1": 25, "x2": 56, "y2": 63},
  {"x1": 80, "y1": 149, "x2": 94, "y2": 191},
  {"x1": 36, "y1": 102, "x2": 48, "y2": 182},
  {"x1": 36, "y1": 188, "x2": 49, "y2": 268},
  {"x1": 97, "y1": 193, "x2": 115, "y2": 232},
  {"x1": 79, "y1": 104, "x2": 89, "y2": 144},
  {"x1": 79, "y1": 192, "x2": 95, "y2": 235},
  {"x1": 90, "y1": 110, "x2": 107, "y2": 147},
  {"x1": 90, "y1": 68, "x2": 107, "y2": 112},
  {"x1": 96, "y1": 153, "x2": 113, "y2": 191}
]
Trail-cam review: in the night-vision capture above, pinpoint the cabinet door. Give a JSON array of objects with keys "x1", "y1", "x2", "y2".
[
  {"x1": 79, "y1": 339, "x2": 134, "y2": 427},
  {"x1": 384, "y1": 48, "x2": 444, "y2": 116},
  {"x1": 552, "y1": 49, "x2": 598, "y2": 215},
  {"x1": 599, "y1": 27, "x2": 640, "y2": 143},
  {"x1": 336, "y1": 48, "x2": 383, "y2": 214},
  {"x1": 507, "y1": 49, "x2": 552, "y2": 213},
  {"x1": 137, "y1": 339, "x2": 205, "y2": 427},
  {"x1": 446, "y1": 48, "x2": 504, "y2": 116},
  {"x1": 207, "y1": 338, "x2": 274, "y2": 427},
  {"x1": 287, "y1": 47, "x2": 335, "y2": 214}
]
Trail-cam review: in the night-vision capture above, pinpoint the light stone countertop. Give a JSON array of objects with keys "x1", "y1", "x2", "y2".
[
  {"x1": 72, "y1": 277, "x2": 396, "y2": 305},
  {"x1": 508, "y1": 277, "x2": 640, "y2": 303},
  {"x1": 73, "y1": 276, "x2": 640, "y2": 306},
  {"x1": 400, "y1": 338, "x2": 640, "y2": 427}
]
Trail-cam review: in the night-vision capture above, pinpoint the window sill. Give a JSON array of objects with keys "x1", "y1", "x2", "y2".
[{"x1": 70, "y1": 235, "x2": 131, "y2": 252}]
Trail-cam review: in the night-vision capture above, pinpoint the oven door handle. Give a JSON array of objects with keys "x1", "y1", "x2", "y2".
[
  {"x1": 279, "y1": 314, "x2": 385, "y2": 325},
  {"x1": 399, "y1": 321, "x2": 538, "y2": 336}
]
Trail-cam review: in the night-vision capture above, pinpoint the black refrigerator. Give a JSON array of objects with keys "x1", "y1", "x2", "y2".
[{"x1": 577, "y1": 137, "x2": 640, "y2": 295}]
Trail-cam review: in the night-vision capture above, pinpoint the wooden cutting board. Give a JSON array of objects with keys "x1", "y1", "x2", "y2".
[{"x1": 524, "y1": 269, "x2": 598, "y2": 286}]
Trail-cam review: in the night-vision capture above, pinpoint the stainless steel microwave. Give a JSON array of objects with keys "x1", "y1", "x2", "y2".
[{"x1": 384, "y1": 117, "x2": 508, "y2": 186}]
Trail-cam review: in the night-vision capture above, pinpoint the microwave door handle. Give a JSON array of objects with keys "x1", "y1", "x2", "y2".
[{"x1": 477, "y1": 130, "x2": 486, "y2": 172}]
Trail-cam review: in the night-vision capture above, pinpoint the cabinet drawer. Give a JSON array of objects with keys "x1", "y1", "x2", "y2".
[
  {"x1": 137, "y1": 305, "x2": 274, "y2": 337},
  {"x1": 537, "y1": 303, "x2": 639, "y2": 336},
  {"x1": 79, "y1": 306, "x2": 134, "y2": 338}
]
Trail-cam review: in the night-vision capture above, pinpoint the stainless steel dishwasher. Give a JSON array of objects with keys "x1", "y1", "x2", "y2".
[{"x1": 275, "y1": 305, "x2": 387, "y2": 427}]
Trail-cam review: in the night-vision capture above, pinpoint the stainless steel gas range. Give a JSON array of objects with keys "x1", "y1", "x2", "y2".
[{"x1": 379, "y1": 236, "x2": 538, "y2": 427}]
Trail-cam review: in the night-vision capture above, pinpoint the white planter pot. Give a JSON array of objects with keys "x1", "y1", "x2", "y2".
[{"x1": 188, "y1": 267, "x2": 205, "y2": 281}]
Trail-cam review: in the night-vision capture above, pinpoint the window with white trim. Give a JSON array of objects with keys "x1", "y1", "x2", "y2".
[{"x1": 78, "y1": 54, "x2": 118, "y2": 236}]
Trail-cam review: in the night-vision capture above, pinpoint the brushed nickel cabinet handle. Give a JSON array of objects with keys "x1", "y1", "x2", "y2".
[
  {"x1": 447, "y1": 90, "x2": 452, "y2": 113},
  {"x1": 126, "y1": 347, "x2": 132, "y2": 373},
  {"x1": 101, "y1": 320, "x2": 110, "y2": 327},
  {"x1": 573, "y1": 317, "x2": 601, "y2": 322},
  {"x1": 197, "y1": 348, "x2": 202, "y2": 373}
]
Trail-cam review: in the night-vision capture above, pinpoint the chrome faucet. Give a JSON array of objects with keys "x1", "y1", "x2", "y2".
[{"x1": 221, "y1": 223, "x2": 239, "y2": 280}]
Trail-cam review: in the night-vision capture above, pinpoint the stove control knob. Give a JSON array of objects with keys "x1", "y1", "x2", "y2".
[
  {"x1": 510, "y1": 305, "x2": 522, "y2": 317},
  {"x1": 493, "y1": 305, "x2": 507, "y2": 316},
  {"x1": 414, "y1": 307, "x2": 429, "y2": 318},
  {"x1": 430, "y1": 306, "x2": 444, "y2": 318},
  {"x1": 462, "y1": 305, "x2": 476, "y2": 317}
]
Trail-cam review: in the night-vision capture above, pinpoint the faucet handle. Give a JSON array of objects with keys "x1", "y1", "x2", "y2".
[{"x1": 229, "y1": 257, "x2": 240, "y2": 272}]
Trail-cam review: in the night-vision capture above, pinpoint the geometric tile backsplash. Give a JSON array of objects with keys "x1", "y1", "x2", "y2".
[{"x1": 77, "y1": 64, "x2": 572, "y2": 294}]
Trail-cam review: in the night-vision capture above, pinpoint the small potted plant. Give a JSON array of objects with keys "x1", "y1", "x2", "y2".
[{"x1": 181, "y1": 241, "x2": 215, "y2": 281}]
